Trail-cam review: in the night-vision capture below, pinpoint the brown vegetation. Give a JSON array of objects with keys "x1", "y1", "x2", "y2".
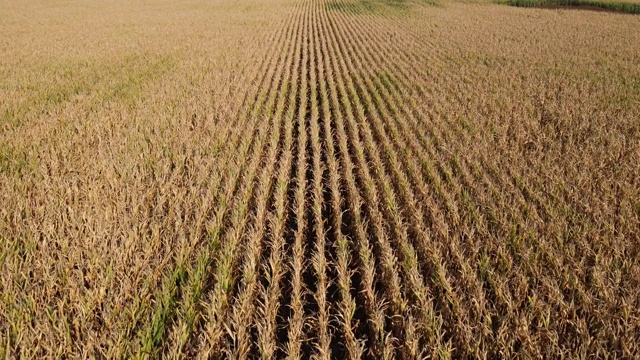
[{"x1": 1, "y1": 0, "x2": 639, "y2": 358}]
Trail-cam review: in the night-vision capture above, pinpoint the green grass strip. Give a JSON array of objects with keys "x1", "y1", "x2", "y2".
[{"x1": 501, "y1": 0, "x2": 640, "y2": 14}]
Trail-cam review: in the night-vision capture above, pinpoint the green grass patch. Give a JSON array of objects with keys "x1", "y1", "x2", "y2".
[
  {"x1": 0, "y1": 144, "x2": 36, "y2": 176},
  {"x1": 97, "y1": 54, "x2": 176, "y2": 109},
  {"x1": 326, "y1": 0, "x2": 419, "y2": 15},
  {"x1": 501, "y1": 0, "x2": 640, "y2": 14},
  {"x1": 1, "y1": 54, "x2": 177, "y2": 129}
]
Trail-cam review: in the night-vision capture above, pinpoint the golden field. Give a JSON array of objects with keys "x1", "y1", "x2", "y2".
[{"x1": 1, "y1": 0, "x2": 639, "y2": 358}]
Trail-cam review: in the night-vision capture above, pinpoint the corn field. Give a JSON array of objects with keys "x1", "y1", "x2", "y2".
[{"x1": 1, "y1": 0, "x2": 639, "y2": 358}]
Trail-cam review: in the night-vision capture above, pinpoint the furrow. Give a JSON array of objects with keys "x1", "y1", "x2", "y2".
[
  {"x1": 283, "y1": 30, "x2": 310, "y2": 359},
  {"x1": 130, "y1": 3, "x2": 300, "y2": 357},
  {"x1": 326, "y1": 3, "x2": 479, "y2": 357},
  {"x1": 317, "y1": 2, "x2": 395, "y2": 358},
  {"x1": 222, "y1": 1, "x2": 306, "y2": 357},
  {"x1": 254, "y1": 89, "x2": 296, "y2": 360},
  {"x1": 280, "y1": 5, "x2": 311, "y2": 360},
  {"x1": 348, "y1": 12, "x2": 591, "y2": 354},
  {"x1": 166, "y1": 7, "x2": 305, "y2": 356},
  {"x1": 190, "y1": 1, "x2": 307, "y2": 356},
  {"x1": 355, "y1": 3, "x2": 602, "y2": 329},
  {"x1": 327, "y1": 1, "x2": 506, "y2": 355},
  {"x1": 322, "y1": 2, "x2": 429, "y2": 357},
  {"x1": 314, "y1": 1, "x2": 364, "y2": 357},
  {"x1": 305, "y1": 2, "x2": 331, "y2": 358},
  {"x1": 337, "y1": 1, "x2": 613, "y2": 356}
]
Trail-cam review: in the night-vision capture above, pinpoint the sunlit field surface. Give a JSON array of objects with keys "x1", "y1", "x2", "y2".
[{"x1": 1, "y1": 0, "x2": 639, "y2": 358}]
